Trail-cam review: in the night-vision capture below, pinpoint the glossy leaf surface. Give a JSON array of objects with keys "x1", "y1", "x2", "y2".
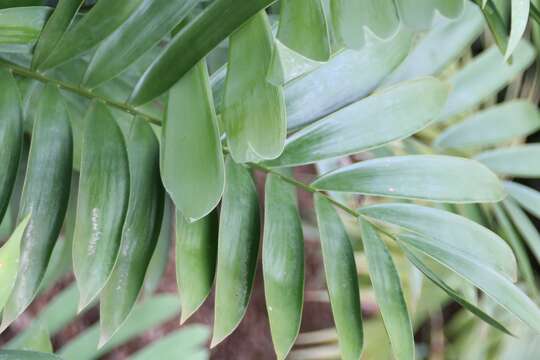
[{"x1": 0, "y1": 7, "x2": 50, "y2": 54}]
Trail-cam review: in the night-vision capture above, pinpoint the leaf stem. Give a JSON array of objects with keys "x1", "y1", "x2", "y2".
[{"x1": 0, "y1": 59, "x2": 162, "y2": 126}]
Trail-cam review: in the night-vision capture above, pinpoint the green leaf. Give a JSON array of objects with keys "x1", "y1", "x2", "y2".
[
  {"x1": 438, "y1": 41, "x2": 536, "y2": 122},
  {"x1": 143, "y1": 197, "x2": 173, "y2": 297},
  {"x1": 83, "y1": 0, "x2": 198, "y2": 88},
  {"x1": 503, "y1": 198, "x2": 540, "y2": 266},
  {"x1": 39, "y1": 0, "x2": 144, "y2": 70},
  {"x1": 505, "y1": 0, "x2": 529, "y2": 59},
  {"x1": 435, "y1": 100, "x2": 540, "y2": 150},
  {"x1": 473, "y1": 0, "x2": 509, "y2": 55},
  {"x1": 72, "y1": 102, "x2": 130, "y2": 312},
  {"x1": 402, "y1": 245, "x2": 511, "y2": 335},
  {"x1": 268, "y1": 78, "x2": 448, "y2": 167},
  {"x1": 131, "y1": 325, "x2": 210, "y2": 360},
  {"x1": 398, "y1": 232, "x2": 540, "y2": 333},
  {"x1": 358, "y1": 203, "x2": 517, "y2": 281},
  {"x1": 9, "y1": 322, "x2": 52, "y2": 353},
  {"x1": 0, "y1": 69, "x2": 23, "y2": 223},
  {"x1": 330, "y1": 0, "x2": 399, "y2": 49},
  {"x1": 212, "y1": 158, "x2": 260, "y2": 346},
  {"x1": 223, "y1": 11, "x2": 286, "y2": 163},
  {"x1": 313, "y1": 155, "x2": 504, "y2": 203},
  {"x1": 1, "y1": 84, "x2": 72, "y2": 331},
  {"x1": 0, "y1": 351, "x2": 61, "y2": 360},
  {"x1": 505, "y1": 181, "x2": 540, "y2": 219},
  {"x1": 176, "y1": 210, "x2": 218, "y2": 324},
  {"x1": 396, "y1": 0, "x2": 465, "y2": 30},
  {"x1": 161, "y1": 60, "x2": 224, "y2": 221},
  {"x1": 475, "y1": 145, "x2": 540, "y2": 178},
  {"x1": 263, "y1": 172, "x2": 304, "y2": 360},
  {"x1": 314, "y1": 195, "x2": 363, "y2": 360},
  {"x1": 129, "y1": 0, "x2": 277, "y2": 106},
  {"x1": 59, "y1": 295, "x2": 179, "y2": 359},
  {"x1": 31, "y1": 0, "x2": 83, "y2": 69},
  {"x1": 0, "y1": 7, "x2": 50, "y2": 54},
  {"x1": 0, "y1": 215, "x2": 30, "y2": 314},
  {"x1": 277, "y1": 0, "x2": 331, "y2": 61},
  {"x1": 285, "y1": 29, "x2": 413, "y2": 130},
  {"x1": 99, "y1": 118, "x2": 164, "y2": 346},
  {"x1": 359, "y1": 219, "x2": 413, "y2": 360}
]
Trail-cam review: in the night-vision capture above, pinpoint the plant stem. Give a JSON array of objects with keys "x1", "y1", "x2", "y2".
[{"x1": 0, "y1": 59, "x2": 162, "y2": 126}]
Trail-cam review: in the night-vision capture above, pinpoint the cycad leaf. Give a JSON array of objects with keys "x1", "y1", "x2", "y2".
[
  {"x1": 1, "y1": 84, "x2": 72, "y2": 331},
  {"x1": 398, "y1": 232, "x2": 540, "y2": 333},
  {"x1": 83, "y1": 0, "x2": 198, "y2": 88},
  {"x1": 212, "y1": 158, "x2": 260, "y2": 347},
  {"x1": 314, "y1": 195, "x2": 363, "y2": 360},
  {"x1": 176, "y1": 210, "x2": 218, "y2": 324},
  {"x1": 72, "y1": 102, "x2": 130, "y2": 312},
  {"x1": 505, "y1": 0, "x2": 529, "y2": 59},
  {"x1": 161, "y1": 60, "x2": 224, "y2": 221},
  {"x1": 439, "y1": 41, "x2": 535, "y2": 121},
  {"x1": 0, "y1": 351, "x2": 60, "y2": 360},
  {"x1": 277, "y1": 0, "x2": 331, "y2": 61},
  {"x1": 505, "y1": 181, "x2": 540, "y2": 219},
  {"x1": 0, "y1": 215, "x2": 30, "y2": 314},
  {"x1": 223, "y1": 11, "x2": 286, "y2": 163},
  {"x1": 31, "y1": 0, "x2": 83, "y2": 69},
  {"x1": 435, "y1": 100, "x2": 540, "y2": 150},
  {"x1": 9, "y1": 322, "x2": 52, "y2": 353},
  {"x1": 129, "y1": 0, "x2": 277, "y2": 106},
  {"x1": 312, "y1": 155, "x2": 504, "y2": 203},
  {"x1": 99, "y1": 118, "x2": 164, "y2": 346},
  {"x1": 359, "y1": 219, "x2": 413, "y2": 360},
  {"x1": 396, "y1": 0, "x2": 465, "y2": 30},
  {"x1": 39, "y1": 0, "x2": 144, "y2": 70},
  {"x1": 266, "y1": 39, "x2": 322, "y2": 86},
  {"x1": 263, "y1": 172, "x2": 304, "y2": 360},
  {"x1": 475, "y1": 145, "x2": 540, "y2": 178},
  {"x1": 330, "y1": 0, "x2": 399, "y2": 49},
  {"x1": 358, "y1": 203, "x2": 517, "y2": 281},
  {"x1": 503, "y1": 198, "x2": 540, "y2": 265},
  {"x1": 131, "y1": 326, "x2": 210, "y2": 360},
  {"x1": 0, "y1": 7, "x2": 50, "y2": 54},
  {"x1": 0, "y1": 69, "x2": 23, "y2": 223},
  {"x1": 268, "y1": 78, "x2": 448, "y2": 167}
]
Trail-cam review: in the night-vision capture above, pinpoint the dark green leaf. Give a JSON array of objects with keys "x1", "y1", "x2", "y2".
[{"x1": 0, "y1": 7, "x2": 50, "y2": 54}]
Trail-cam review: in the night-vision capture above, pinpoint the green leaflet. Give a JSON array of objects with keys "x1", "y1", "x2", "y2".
[
  {"x1": 143, "y1": 196, "x2": 173, "y2": 297},
  {"x1": 1, "y1": 84, "x2": 72, "y2": 331},
  {"x1": 83, "y1": 0, "x2": 198, "y2": 88},
  {"x1": 331, "y1": 0, "x2": 399, "y2": 49},
  {"x1": 31, "y1": 0, "x2": 83, "y2": 69},
  {"x1": 475, "y1": 145, "x2": 540, "y2": 178},
  {"x1": 72, "y1": 102, "x2": 130, "y2": 312},
  {"x1": 312, "y1": 155, "x2": 505, "y2": 203},
  {"x1": 277, "y1": 0, "x2": 331, "y2": 61},
  {"x1": 285, "y1": 29, "x2": 413, "y2": 130},
  {"x1": 263, "y1": 172, "x2": 304, "y2": 360},
  {"x1": 474, "y1": 0, "x2": 509, "y2": 55},
  {"x1": 396, "y1": 0, "x2": 465, "y2": 30},
  {"x1": 438, "y1": 41, "x2": 536, "y2": 122},
  {"x1": 129, "y1": 0, "x2": 277, "y2": 106},
  {"x1": 358, "y1": 203, "x2": 517, "y2": 282},
  {"x1": 39, "y1": 0, "x2": 144, "y2": 70},
  {"x1": 359, "y1": 220, "x2": 413, "y2": 360},
  {"x1": 268, "y1": 78, "x2": 448, "y2": 167},
  {"x1": 402, "y1": 246, "x2": 511, "y2": 335},
  {"x1": 212, "y1": 158, "x2": 260, "y2": 346},
  {"x1": 398, "y1": 232, "x2": 540, "y2": 333},
  {"x1": 314, "y1": 195, "x2": 363, "y2": 360},
  {"x1": 435, "y1": 100, "x2": 540, "y2": 150},
  {"x1": 9, "y1": 322, "x2": 52, "y2": 353},
  {"x1": 223, "y1": 11, "x2": 286, "y2": 163},
  {"x1": 0, "y1": 351, "x2": 61, "y2": 360},
  {"x1": 0, "y1": 69, "x2": 23, "y2": 223},
  {"x1": 0, "y1": 7, "x2": 50, "y2": 54},
  {"x1": 384, "y1": 2, "x2": 484, "y2": 85},
  {"x1": 59, "y1": 295, "x2": 180, "y2": 360},
  {"x1": 505, "y1": 181, "x2": 540, "y2": 219},
  {"x1": 162, "y1": 60, "x2": 224, "y2": 221},
  {"x1": 503, "y1": 198, "x2": 540, "y2": 265},
  {"x1": 0, "y1": 215, "x2": 30, "y2": 313},
  {"x1": 99, "y1": 118, "x2": 164, "y2": 346},
  {"x1": 176, "y1": 210, "x2": 218, "y2": 323},
  {"x1": 130, "y1": 326, "x2": 210, "y2": 360},
  {"x1": 505, "y1": 0, "x2": 529, "y2": 59}
]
